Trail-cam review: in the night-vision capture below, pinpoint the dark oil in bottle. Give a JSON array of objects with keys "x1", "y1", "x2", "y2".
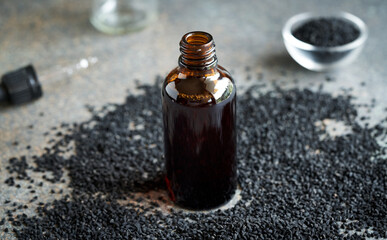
[{"x1": 162, "y1": 31, "x2": 237, "y2": 210}]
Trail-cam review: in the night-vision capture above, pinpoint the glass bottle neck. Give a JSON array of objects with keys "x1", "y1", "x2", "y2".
[{"x1": 178, "y1": 31, "x2": 218, "y2": 70}]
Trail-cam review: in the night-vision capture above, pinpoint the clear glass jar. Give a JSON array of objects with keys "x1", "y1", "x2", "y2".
[{"x1": 90, "y1": 0, "x2": 158, "y2": 35}]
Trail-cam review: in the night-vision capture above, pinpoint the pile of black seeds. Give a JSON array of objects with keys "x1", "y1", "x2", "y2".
[
  {"x1": 293, "y1": 17, "x2": 360, "y2": 47},
  {"x1": 3, "y1": 79, "x2": 387, "y2": 239}
]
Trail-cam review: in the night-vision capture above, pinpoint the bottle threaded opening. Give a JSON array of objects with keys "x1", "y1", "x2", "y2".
[
  {"x1": 184, "y1": 32, "x2": 213, "y2": 45},
  {"x1": 179, "y1": 31, "x2": 218, "y2": 70}
]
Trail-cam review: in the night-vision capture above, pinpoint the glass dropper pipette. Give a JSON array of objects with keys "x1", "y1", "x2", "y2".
[{"x1": 0, "y1": 57, "x2": 98, "y2": 105}]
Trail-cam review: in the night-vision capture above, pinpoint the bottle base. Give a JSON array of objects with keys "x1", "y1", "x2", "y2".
[{"x1": 170, "y1": 185, "x2": 241, "y2": 212}]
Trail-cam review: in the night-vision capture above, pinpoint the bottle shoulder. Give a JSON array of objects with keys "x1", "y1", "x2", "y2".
[{"x1": 163, "y1": 66, "x2": 235, "y2": 106}]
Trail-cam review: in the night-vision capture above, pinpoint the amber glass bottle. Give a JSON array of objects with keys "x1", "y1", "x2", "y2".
[{"x1": 162, "y1": 31, "x2": 237, "y2": 210}]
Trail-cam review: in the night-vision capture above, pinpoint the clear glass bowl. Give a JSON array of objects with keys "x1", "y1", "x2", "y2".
[
  {"x1": 90, "y1": 0, "x2": 158, "y2": 35},
  {"x1": 282, "y1": 12, "x2": 368, "y2": 72}
]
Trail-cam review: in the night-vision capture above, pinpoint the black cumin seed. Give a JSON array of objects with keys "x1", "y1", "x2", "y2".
[
  {"x1": 5, "y1": 78, "x2": 387, "y2": 239},
  {"x1": 293, "y1": 17, "x2": 360, "y2": 47}
]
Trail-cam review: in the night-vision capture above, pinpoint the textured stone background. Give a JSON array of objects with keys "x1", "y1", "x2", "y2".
[{"x1": 0, "y1": 0, "x2": 386, "y2": 239}]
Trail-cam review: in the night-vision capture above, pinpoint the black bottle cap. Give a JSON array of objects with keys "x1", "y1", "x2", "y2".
[{"x1": 1, "y1": 65, "x2": 42, "y2": 105}]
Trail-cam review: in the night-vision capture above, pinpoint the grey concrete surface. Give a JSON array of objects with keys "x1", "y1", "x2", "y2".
[{"x1": 0, "y1": 0, "x2": 386, "y2": 239}]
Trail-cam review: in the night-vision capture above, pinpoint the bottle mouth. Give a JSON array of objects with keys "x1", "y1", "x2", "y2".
[
  {"x1": 179, "y1": 31, "x2": 217, "y2": 70},
  {"x1": 182, "y1": 31, "x2": 214, "y2": 46}
]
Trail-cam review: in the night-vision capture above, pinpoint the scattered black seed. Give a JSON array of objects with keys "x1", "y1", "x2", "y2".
[
  {"x1": 293, "y1": 17, "x2": 360, "y2": 47},
  {"x1": 4, "y1": 228, "x2": 9, "y2": 233},
  {"x1": 13, "y1": 221, "x2": 21, "y2": 227},
  {"x1": 26, "y1": 145, "x2": 31, "y2": 150},
  {"x1": 85, "y1": 105, "x2": 95, "y2": 113},
  {"x1": 0, "y1": 218, "x2": 5, "y2": 225},
  {"x1": 4, "y1": 177, "x2": 15, "y2": 186},
  {"x1": 29, "y1": 196, "x2": 38, "y2": 203},
  {"x1": 8, "y1": 156, "x2": 29, "y2": 179},
  {"x1": 4, "y1": 79, "x2": 387, "y2": 239},
  {"x1": 360, "y1": 116, "x2": 368, "y2": 121}
]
